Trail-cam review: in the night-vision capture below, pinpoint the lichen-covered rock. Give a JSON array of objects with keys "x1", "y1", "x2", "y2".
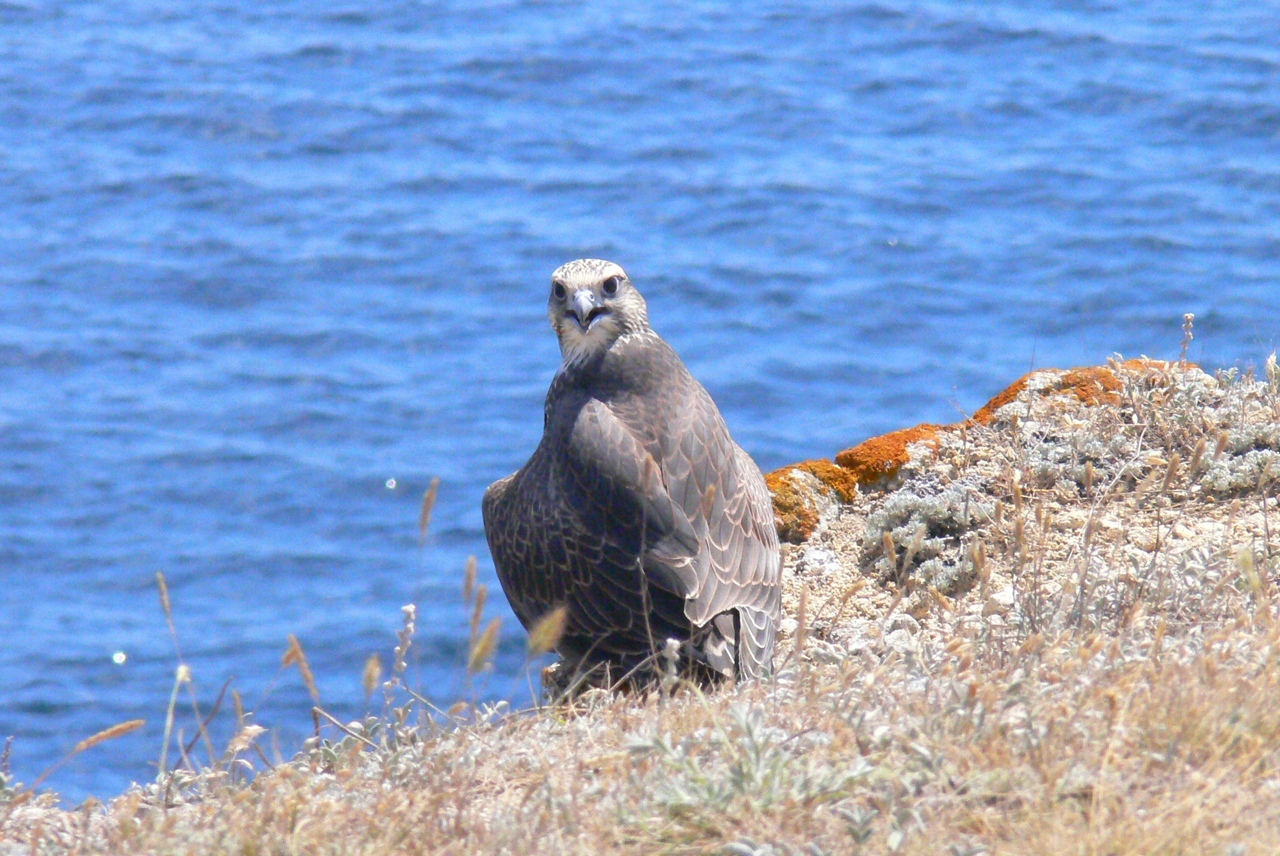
[
  {"x1": 833, "y1": 424, "x2": 945, "y2": 487},
  {"x1": 765, "y1": 460, "x2": 853, "y2": 543},
  {"x1": 767, "y1": 355, "x2": 1280, "y2": 652},
  {"x1": 767, "y1": 363, "x2": 1166, "y2": 549}
]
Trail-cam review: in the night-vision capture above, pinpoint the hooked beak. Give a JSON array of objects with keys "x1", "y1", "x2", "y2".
[{"x1": 568, "y1": 289, "x2": 607, "y2": 330}]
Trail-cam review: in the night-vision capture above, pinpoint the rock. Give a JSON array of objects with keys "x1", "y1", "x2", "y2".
[
  {"x1": 983, "y1": 586, "x2": 1015, "y2": 616},
  {"x1": 795, "y1": 545, "x2": 841, "y2": 578},
  {"x1": 885, "y1": 613, "x2": 920, "y2": 635},
  {"x1": 883, "y1": 628, "x2": 917, "y2": 657},
  {"x1": 762, "y1": 357, "x2": 1277, "y2": 673},
  {"x1": 765, "y1": 461, "x2": 853, "y2": 543},
  {"x1": 1129, "y1": 528, "x2": 1159, "y2": 552}
]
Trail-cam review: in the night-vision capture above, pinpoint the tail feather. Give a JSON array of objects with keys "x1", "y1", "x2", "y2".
[
  {"x1": 673, "y1": 607, "x2": 778, "y2": 682},
  {"x1": 734, "y1": 607, "x2": 776, "y2": 680}
]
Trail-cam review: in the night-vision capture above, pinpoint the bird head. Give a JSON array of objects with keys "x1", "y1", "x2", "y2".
[{"x1": 547, "y1": 259, "x2": 651, "y2": 366}]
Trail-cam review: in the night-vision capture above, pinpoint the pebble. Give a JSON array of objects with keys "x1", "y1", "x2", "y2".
[{"x1": 883, "y1": 628, "x2": 917, "y2": 656}]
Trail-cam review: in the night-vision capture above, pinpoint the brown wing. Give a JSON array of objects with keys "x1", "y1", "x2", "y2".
[
  {"x1": 605, "y1": 340, "x2": 782, "y2": 677},
  {"x1": 482, "y1": 404, "x2": 697, "y2": 671}
]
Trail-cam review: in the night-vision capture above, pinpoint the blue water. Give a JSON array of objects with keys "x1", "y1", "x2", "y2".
[{"x1": 2, "y1": 1, "x2": 1279, "y2": 803}]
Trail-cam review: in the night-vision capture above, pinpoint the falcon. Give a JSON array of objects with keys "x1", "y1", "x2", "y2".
[{"x1": 482, "y1": 259, "x2": 781, "y2": 683}]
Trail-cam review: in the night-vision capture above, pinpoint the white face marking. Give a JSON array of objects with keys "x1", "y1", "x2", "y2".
[
  {"x1": 546, "y1": 259, "x2": 650, "y2": 367},
  {"x1": 557, "y1": 309, "x2": 624, "y2": 365}
]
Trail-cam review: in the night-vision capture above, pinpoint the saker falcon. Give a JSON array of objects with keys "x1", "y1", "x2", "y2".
[{"x1": 483, "y1": 259, "x2": 781, "y2": 682}]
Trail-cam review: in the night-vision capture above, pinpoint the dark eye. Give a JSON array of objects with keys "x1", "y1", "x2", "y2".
[
  {"x1": 552, "y1": 282, "x2": 566, "y2": 300},
  {"x1": 602, "y1": 276, "x2": 620, "y2": 296}
]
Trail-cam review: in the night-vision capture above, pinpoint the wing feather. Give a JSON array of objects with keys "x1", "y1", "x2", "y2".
[
  {"x1": 656, "y1": 386, "x2": 781, "y2": 633},
  {"x1": 567, "y1": 398, "x2": 705, "y2": 600}
]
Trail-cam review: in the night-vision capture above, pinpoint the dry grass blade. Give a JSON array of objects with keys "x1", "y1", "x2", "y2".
[
  {"x1": 14, "y1": 352, "x2": 1280, "y2": 855},
  {"x1": 927, "y1": 586, "x2": 953, "y2": 613},
  {"x1": 225, "y1": 725, "x2": 267, "y2": 758},
  {"x1": 904, "y1": 523, "x2": 927, "y2": 568},
  {"x1": 468, "y1": 617, "x2": 502, "y2": 675},
  {"x1": 281, "y1": 635, "x2": 300, "y2": 667},
  {"x1": 1238, "y1": 549, "x2": 1272, "y2": 625},
  {"x1": 463, "y1": 555, "x2": 478, "y2": 603},
  {"x1": 151, "y1": 572, "x2": 215, "y2": 766},
  {"x1": 75, "y1": 720, "x2": 146, "y2": 756},
  {"x1": 283, "y1": 634, "x2": 321, "y2": 705},
  {"x1": 793, "y1": 585, "x2": 809, "y2": 662},
  {"x1": 29, "y1": 720, "x2": 146, "y2": 793},
  {"x1": 1189, "y1": 437, "x2": 1206, "y2": 475},
  {"x1": 156, "y1": 572, "x2": 172, "y2": 621},
  {"x1": 1160, "y1": 452, "x2": 1181, "y2": 497},
  {"x1": 313, "y1": 708, "x2": 377, "y2": 749},
  {"x1": 881, "y1": 530, "x2": 896, "y2": 577},
  {"x1": 361, "y1": 654, "x2": 383, "y2": 703},
  {"x1": 158, "y1": 665, "x2": 190, "y2": 777},
  {"x1": 526, "y1": 605, "x2": 569, "y2": 657},
  {"x1": 155, "y1": 572, "x2": 185, "y2": 662},
  {"x1": 470, "y1": 584, "x2": 488, "y2": 640},
  {"x1": 823, "y1": 580, "x2": 866, "y2": 625},
  {"x1": 418, "y1": 477, "x2": 441, "y2": 544},
  {"x1": 973, "y1": 538, "x2": 990, "y2": 600},
  {"x1": 183, "y1": 677, "x2": 232, "y2": 760}
]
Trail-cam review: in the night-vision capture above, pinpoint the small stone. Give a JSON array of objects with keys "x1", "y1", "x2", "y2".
[
  {"x1": 797, "y1": 546, "x2": 840, "y2": 578},
  {"x1": 844, "y1": 635, "x2": 874, "y2": 657},
  {"x1": 1095, "y1": 515, "x2": 1124, "y2": 541},
  {"x1": 883, "y1": 628, "x2": 917, "y2": 657},
  {"x1": 983, "y1": 586, "x2": 1015, "y2": 616},
  {"x1": 1129, "y1": 528, "x2": 1158, "y2": 552},
  {"x1": 1055, "y1": 510, "x2": 1088, "y2": 530},
  {"x1": 886, "y1": 613, "x2": 920, "y2": 635}
]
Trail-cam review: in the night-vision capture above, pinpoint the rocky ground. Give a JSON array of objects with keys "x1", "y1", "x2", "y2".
[
  {"x1": 770, "y1": 356, "x2": 1280, "y2": 665},
  {"x1": 4, "y1": 354, "x2": 1280, "y2": 855}
]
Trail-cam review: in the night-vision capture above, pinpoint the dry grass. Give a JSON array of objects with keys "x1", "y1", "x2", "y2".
[{"x1": 4, "y1": 351, "x2": 1280, "y2": 855}]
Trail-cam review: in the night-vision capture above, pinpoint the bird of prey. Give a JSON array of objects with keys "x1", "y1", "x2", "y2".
[{"x1": 483, "y1": 259, "x2": 781, "y2": 683}]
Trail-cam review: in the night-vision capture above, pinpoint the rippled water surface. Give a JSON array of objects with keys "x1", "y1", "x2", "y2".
[{"x1": 3, "y1": 1, "x2": 1279, "y2": 800}]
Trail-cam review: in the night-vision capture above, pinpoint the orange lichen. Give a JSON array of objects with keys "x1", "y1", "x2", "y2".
[
  {"x1": 1058, "y1": 366, "x2": 1122, "y2": 406},
  {"x1": 972, "y1": 365, "x2": 1126, "y2": 425},
  {"x1": 790, "y1": 458, "x2": 862, "y2": 502},
  {"x1": 971, "y1": 375, "x2": 1033, "y2": 426},
  {"x1": 834, "y1": 424, "x2": 944, "y2": 485},
  {"x1": 765, "y1": 466, "x2": 821, "y2": 543},
  {"x1": 765, "y1": 459, "x2": 864, "y2": 543}
]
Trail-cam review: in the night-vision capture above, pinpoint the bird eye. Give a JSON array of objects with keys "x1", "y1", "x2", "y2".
[
  {"x1": 602, "y1": 276, "x2": 620, "y2": 296},
  {"x1": 552, "y1": 282, "x2": 566, "y2": 300}
]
